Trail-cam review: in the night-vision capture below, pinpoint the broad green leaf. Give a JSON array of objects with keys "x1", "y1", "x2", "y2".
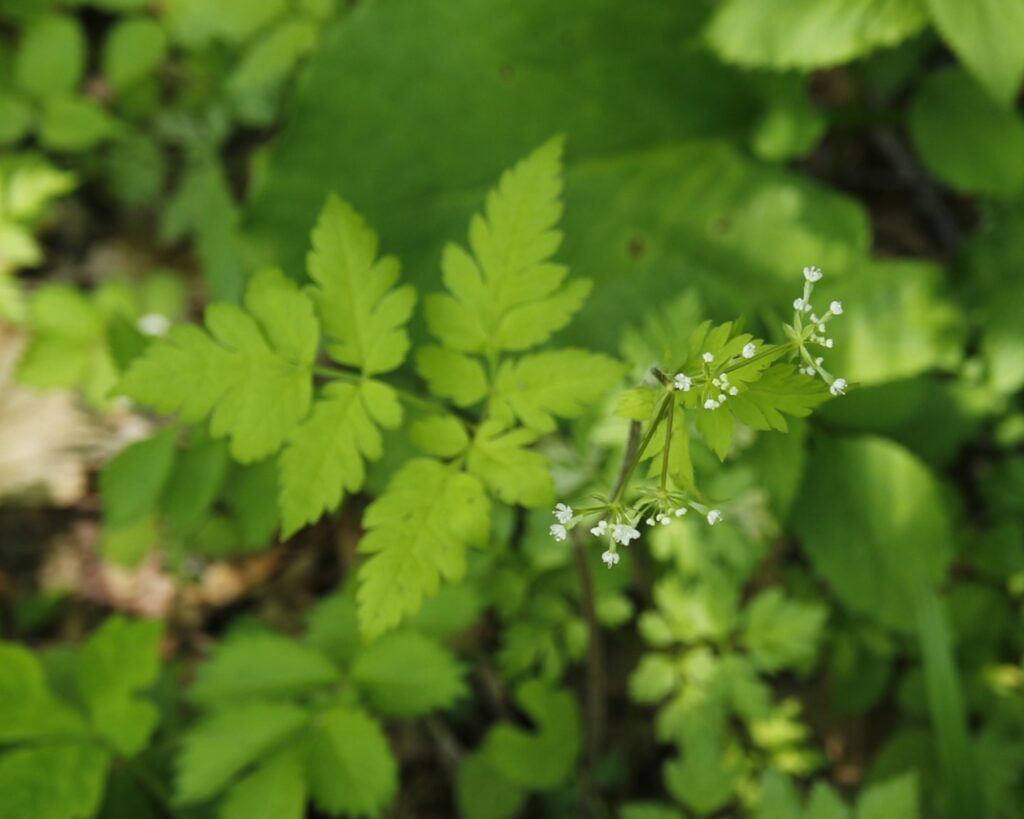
[
  {"x1": 223, "y1": 458, "x2": 281, "y2": 546},
  {"x1": 39, "y1": 97, "x2": 115, "y2": 152},
  {"x1": 467, "y1": 420, "x2": 554, "y2": 507},
  {"x1": 741, "y1": 589, "x2": 827, "y2": 674},
  {"x1": 76, "y1": 616, "x2": 164, "y2": 756},
  {"x1": 304, "y1": 705, "x2": 397, "y2": 818},
  {"x1": 425, "y1": 138, "x2": 590, "y2": 355},
  {"x1": 909, "y1": 68, "x2": 1024, "y2": 198},
  {"x1": 220, "y1": 752, "x2": 306, "y2": 819},
  {"x1": 0, "y1": 744, "x2": 109, "y2": 819},
  {"x1": 178, "y1": 703, "x2": 310, "y2": 804},
  {"x1": 754, "y1": 772, "x2": 802, "y2": 819},
  {"x1": 856, "y1": 774, "x2": 919, "y2": 819},
  {"x1": 924, "y1": 0, "x2": 1024, "y2": 106},
  {"x1": 415, "y1": 346, "x2": 488, "y2": 407},
  {"x1": 357, "y1": 458, "x2": 490, "y2": 639},
  {"x1": 100, "y1": 428, "x2": 178, "y2": 527},
  {"x1": 307, "y1": 195, "x2": 416, "y2": 375},
  {"x1": 807, "y1": 783, "x2": 851, "y2": 819},
  {"x1": 409, "y1": 414, "x2": 471, "y2": 458},
  {"x1": 161, "y1": 436, "x2": 231, "y2": 535},
  {"x1": 14, "y1": 15, "x2": 86, "y2": 99},
  {"x1": 664, "y1": 739, "x2": 737, "y2": 816},
  {"x1": 491, "y1": 349, "x2": 625, "y2": 432},
  {"x1": 726, "y1": 365, "x2": 830, "y2": 433},
  {"x1": 101, "y1": 514, "x2": 160, "y2": 567},
  {"x1": 0, "y1": 643, "x2": 88, "y2": 742},
  {"x1": 482, "y1": 681, "x2": 580, "y2": 790},
  {"x1": 456, "y1": 753, "x2": 526, "y2": 819},
  {"x1": 629, "y1": 654, "x2": 679, "y2": 704},
  {"x1": 164, "y1": 0, "x2": 288, "y2": 46},
  {"x1": 120, "y1": 269, "x2": 317, "y2": 463},
  {"x1": 0, "y1": 94, "x2": 33, "y2": 145},
  {"x1": 190, "y1": 632, "x2": 340, "y2": 706},
  {"x1": 706, "y1": 0, "x2": 927, "y2": 69},
  {"x1": 305, "y1": 592, "x2": 360, "y2": 669},
  {"x1": 793, "y1": 437, "x2": 954, "y2": 631},
  {"x1": 278, "y1": 379, "x2": 401, "y2": 536},
  {"x1": 352, "y1": 631, "x2": 466, "y2": 716},
  {"x1": 103, "y1": 19, "x2": 168, "y2": 92},
  {"x1": 228, "y1": 20, "x2": 317, "y2": 98}
]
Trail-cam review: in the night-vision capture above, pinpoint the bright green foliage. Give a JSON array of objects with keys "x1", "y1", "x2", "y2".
[
  {"x1": 307, "y1": 194, "x2": 416, "y2": 375},
  {"x1": 705, "y1": 0, "x2": 927, "y2": 70},
  {"x1": 424, "y1": 138, "x2": 590, "y2": 355},
  {"x1": 456, "y1": 752, "x2": 527, "y2": 819},
  {"x1": 409, "y1": 414, "x2": 471, "y2": 458},
  {"x1": 491, "y1": 349, "x2": 625, "y2": 432},
  {"x1": 0, "y1": 94, "x2": 33, "y2": 146},
  {"x1": 352, "y1": 631, "x2": 466, "y2": 716},
  {"x1": 228, "y1": 20, "x2": 318, "y2": 100},
  {"x1": 794, "y1": 437, "x2": 954, "y2": 631},
  {"x1": 100, "y1": 427, "x2": 178, "y2": 526},
  {"x1": 39, "y1": 97, "x2": 116, "y2": 152},
  {"x1": 14, "y1": 15, "x2": 86, "y2": 99},
  {"x1": 481, "y1": 681, "x2": 580, "y2": 790},
  {"x1": 467, "y1": 421, "x2": 555, "y2": 507},
  {"x1": 909, "y1": 68, "x2": 1024, "y2": 198},
  {"x1": 0, "y1": 745, "x2": 109, "y2": 819},
  {"x1": 753, "y1": 772, "x2": 919, "y2": 819},
  {"x1": 76, "y1": 616, "x2": 165, "y2": 755},
  {"x1": 177, "y1": 702, "x2": 310, "y2": 803},
  {"x1": 190, "y1": 632, "x2": 341, "y2": 706},
  {"x1": 0, "y1": 644, "x2": 88, "y2": 742},
  {"x1": 924, "y1": 0, "x2": 1024, "y2": 106},
  {"x1": 120, "y1": 269, "x2": 318, "y2": 462},
  {"x1": 415, "y1": 346, "x2": 488, "y2": 407},
  {"x1": 164, "y1": 0, "x2": 288, "y2": 46},
  {"x1": 742, "y1": 590, "x2": 827, "y2": 674},
  {"x1": 220, "y1": 753, "x2": 307, "y2": 819},
  {"x1": 664, "y1": 738, "x2": 738, "y2": 816},
  {"x1": 357, "y1": 458, "x2": 491, "y2": 640},
  {"x1": 102, "y1": 18, "x2": 168, "y2": 92},
  {"x1": 304, "y1": 705, "x2": 398, "y2": 818}
]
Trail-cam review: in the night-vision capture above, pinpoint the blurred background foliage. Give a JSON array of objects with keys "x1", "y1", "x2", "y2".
[{"x1": 1, "y1": 0, "x2": 1023, "y2": 818}]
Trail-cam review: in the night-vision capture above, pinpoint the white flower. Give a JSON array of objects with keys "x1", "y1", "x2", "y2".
[
  {"x1": 742, "y1": 342, "x2": 756, "y2": 359},
  {"x1": 712, "y1": 377, "x2": 721, "y2": 388},
  {"x1": 645, "y1": 517, "x2": 656, "y2": 526},
  {"x1": 602, "y1": 550, "x2": 620, "y2": 568},
  {"x1": 553, "y1": 503, "x2": 573, "y2": 524},
  {"x1": 674, "y1": 507, "x2": 687, "y2": 517},
  {"x1": 719, "y1": 373, "x2": 730, "y2": 386},
  {"x1": 703, "y1": 399, "x2": 718, "y2": 410},
  {"x1": 656, "y1": 513, "x2": 671, "y2": 526},
  {"x1": 702, "y1": 352, "x2": 714, "y2": 363},
  {"x1": 137, "y1": 313, "x2": 171, "y2": 337},
  {"x1": 829, "y1": 377, "x2": 847, "y2": 396},
  {"x1": 830, "y1": 300, "x2": 843, "y2": 315},
  {"x1": 550, "y1": 524, "x2": 568, "y2": 541},
  {"x1": 590, "y1": 520, "x2": 608, "y2": 537},
  {"x1": 817, "y1": 324, "x2": 826, "y2": 333},
  {"x1": 810, "y1": 314, "x2": 820, "y2": 324},
  {"x1": 612, "y1": 523, "x2": 640, "y2": 546},
  {"x1": 674, "y1": 373, "x2": 692, "y2": 391},
  {"x1": 728, "y1": 386, "x2": 738, "y2": 396},
  {"x1": 824, "y1": 338, "x2": 834, "y2": 348},
  {"x1": 718, "y1": 393, "x2": 727, "y2": 403},
  {"x1": 706, "y1": 509, "x2": 722, "y2": 525},
  {"x1": 803, "y1": 302, "x2": 813, "y2": 313},
  {"x1": 793, "y1": 297, "x2": 804, "y2": 311},
  {"x1": 804, "y1": 265, "x2": 823, "y2": 283}
]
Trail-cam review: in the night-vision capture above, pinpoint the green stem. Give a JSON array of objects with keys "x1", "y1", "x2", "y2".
[
  {"x1": 611, "y1": 392, "x2": 671, "y2": 505},
  {"x1": 660, "y1": 396, "x2": 674, "y2": 493},
  {"x1": 312, "y1": 365, "x2": 465, "y2": 420}
]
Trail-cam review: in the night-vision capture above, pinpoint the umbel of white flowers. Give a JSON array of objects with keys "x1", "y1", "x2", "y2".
[
  {"x1": 792, "y1": 265, "x2": 847, "y2": 396},
  {"x1": 549, "y1": 503, "x2": 722, "y2": 569}
]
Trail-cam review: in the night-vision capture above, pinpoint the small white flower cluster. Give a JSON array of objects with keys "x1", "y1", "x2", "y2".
[
  {"x1": 549, "y1": 501, "x2": 721, "y2": 568},
  {"x1": 794, "y1": 266, "x2": 847, "y2": 396},
  {"x1": 674, "y1": 342, "x2": 757, "y2": 411}
]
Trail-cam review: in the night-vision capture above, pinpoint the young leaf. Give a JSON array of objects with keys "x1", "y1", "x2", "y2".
[
  {"x1": 741, "y1": 589, "x2": 827, "y2": 674},
  {"x1": 490, "y1": 349, "x2": 625, "y2": 432},
  {"x1": 307, "y1": 195, "x2": 416, "y2": 375},
  {"x1": 177, "y1": 703, "x2": 310, "y2": 804},
  {"x1": 357, "y1": 458, "x2": 490, "y2": 640},
  {"x1": 120, "y1": 269, "x2": 318, "y2": 462},
  {"x1": 351, "y1": 632, "x2": 466, "y2": 716},
  {"x1": 481, "y1": 681, "x2": 581, "y2": 791},
  {"x1": 304, "y1": 704, "x2": 397, "y2": 818},
  {"x1": 190, "y1": 632, "x2": 340, "y2": 707},
  {"x1": 278, "y1": 379, "x2": 401, "y2": 537},
  {"x1": 467, "y1": 420, "x2": 554, "y2": 507},
  {"x1": 76, "y1": 616, "x2": 165, "y2": 756},
  {"x1": 220, "y1": 751, "x2": 306, "y2": 819},
  {"x1": 424, "y1": 138, "x2": 590, "y2": 356},
  {"x1": 0, "y1": 744, "x2": 109, "y2": 819}
]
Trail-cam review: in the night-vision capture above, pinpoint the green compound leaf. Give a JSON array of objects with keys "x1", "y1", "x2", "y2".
[
  {"x1": 706, "y1": 0, "x2": 927, "y2": 70},
  {"x1": 490, "y1": 349, "x2": 625, "y2": 432},
  {"x1": 924, "y1": 0, "x2": 1024, "y2": 107},
  {"x1": 190, "y1": 632, "x2": 341, "y2": 707},
  {"x1": 120, "y1": 269, "x2": 318, "y2": 463},
  {"x1": 304, "y1": 704, "x2": 397, "y2": 819},
  {"x1": 741, "y1": 589, "x2": 827, "y2": 674},
  {"x1": 278, "y1": 379, "x2": 401, "y2": 537},
  {"x1": 76, "y1": 616, "x2": 165, "y2": 756},
  {"x1": 357, "y1": 458, "x2": 490, "y2": 641},
  {"x1": 220, "y1": 751, "x2": 307, "y2": 819},
  {"x1": 415, "y1": 346, "x2": 489, "y2": 407},
  {"x1": 177, "y1": 702, "x2": 310, "y2": 804},
  {"x1": 482, "y1": 680, "x2": 581, "y2": 791},
  {"x1": 467, "y1": 420, "x2": 555, "y2": 507},
  {"x1": 352, "y1": 631, "x2": 466, "y2": 717},
  {"x1": 307, "y1": 195, "x2": 416, "y2": 375},
  {"x1": 425, "y1": 137, "x2": 590, "y2": 355},
  {"x1": 0, "y1": 744, "x2": 109, "y2": 819},
  {"x1": 0, "y1": 643, "x2": 88, "y2": 742}
]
